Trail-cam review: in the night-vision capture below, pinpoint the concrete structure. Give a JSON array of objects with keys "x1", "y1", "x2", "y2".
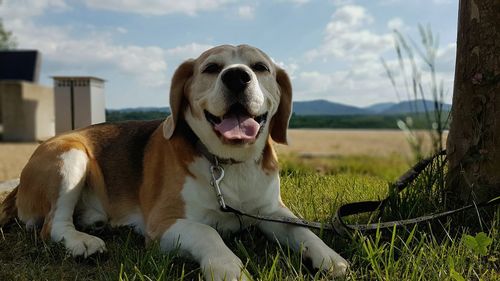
[
  {"x1": 0, "y1": 50, "x2": 42, "y2": 128},
  {"x1": 0, "y1": 81, "x2": 55, "y2": 141},
  {"x1": 53, "y1": 77, "x2": 106, "y2": 134}
]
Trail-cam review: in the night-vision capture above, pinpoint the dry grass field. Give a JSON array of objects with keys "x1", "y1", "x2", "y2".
[
  {"x1": 0, "y1": 129, "x2": 443, "y2": 182},
  {"x1": 276, "y1": 129, "x2": 442, "y2": 158}
]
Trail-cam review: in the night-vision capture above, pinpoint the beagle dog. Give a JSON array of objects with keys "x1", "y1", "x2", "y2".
[{"x1": 0, "y1": 45, "x2": 348, "y2": 280}]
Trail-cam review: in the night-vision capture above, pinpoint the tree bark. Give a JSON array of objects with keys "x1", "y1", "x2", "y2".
[{"x1": 446, "y1": 0, "x2": 500, "y2": 202}]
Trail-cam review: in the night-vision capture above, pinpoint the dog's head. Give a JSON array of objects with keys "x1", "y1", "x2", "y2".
[{"x1": 163, "y1": 44, "x2": 292, "y2": 161}]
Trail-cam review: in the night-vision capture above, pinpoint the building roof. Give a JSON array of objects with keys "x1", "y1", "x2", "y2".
[{"x1": 51, "y1": 76, "x2": 106, "y2": 82}]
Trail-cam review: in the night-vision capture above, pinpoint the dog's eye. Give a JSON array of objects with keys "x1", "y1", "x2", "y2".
[
  {"x1": 202, "y1": 63, "x2": 222, "y2": 74},
  {"x1": 251, "y1": 62, "x2": 270, "y2": 73}
]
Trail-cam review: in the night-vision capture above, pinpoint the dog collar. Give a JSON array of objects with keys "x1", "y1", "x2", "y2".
[{"x1": 195, "y1": 140, "x2": 243, "y2": 165}]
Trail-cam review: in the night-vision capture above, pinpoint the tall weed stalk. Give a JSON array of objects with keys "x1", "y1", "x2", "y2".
[{"x1": 381, "y1": 25, "x2": 450, "y2": 216}]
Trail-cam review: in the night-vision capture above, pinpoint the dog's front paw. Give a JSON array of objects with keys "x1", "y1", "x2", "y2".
[
  {"x1": 202, "y1": 256, "x2": 251, "y2": 281},
  {"x1": 63, "y1": 231, "x2": 107, "y2": 258},
  {"x1": 303, "y1": 241, "x2": 349, "y2": 278}
]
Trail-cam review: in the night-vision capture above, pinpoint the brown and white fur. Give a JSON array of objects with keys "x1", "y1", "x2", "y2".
[{"x1": 0, "y1": 45, "x2": 348, "y2": 280}]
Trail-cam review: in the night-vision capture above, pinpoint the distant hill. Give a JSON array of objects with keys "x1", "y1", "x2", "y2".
[
  {"x1": 381, "y1": 99, "x2": 452, "y2": 114},
  {"x1": 105, "y1": 99, "x2": 451, "y2": 129},
  {"x1": 292, "y1": 99, "x2": 451, "y2": 116},
  {"x1": 292, "y1": 100, "x2": 370, "y2": 115},
  {"x1": 364, "y1": 102, "x2": 397, "y2": 113},
  {"x1": 106, "y1": 99, "x2": 451, "y2": 119}
]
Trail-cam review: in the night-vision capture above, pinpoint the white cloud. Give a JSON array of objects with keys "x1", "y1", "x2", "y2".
[
  {"x1": 237, "y1": 5, "x2": 255, "y2": 20},
  {"x1": 326, "y1": 5, "x2": 373, "y2": 35},
  {"x1": 1, "y1": 0, "x2": 169, "y2": 87},
  {"x1": 295, "y1": 57, "x2": 392, "y2": 95},
  {"x1": 165, "y1": 43, "x2": 214, "y2": 59},
  {"x1": 378, "y1": 0, "x2": 401, "y2": 5},
  {"x1": 293, "y1": 65, "x2": 399, "y2": 106},
  {"x1": 292, "y1": 4, "x2": 401, "y2": 105},
  {"x1": 331, "y1": 0, "x2": 354, "y2": 6},
  {"x1": 305, "y1": 5, "x2": 393, "y2": 62},
  {"x1": 433, "y1": 0, "x2": 452, "y2": 4},
  {"x1": 437, "y1": 43, "x2": 456, "y2": 61},
  {"x1": 387, "y1": 17, "x2": 406, "y2": 31},
  {"x1": 28, "y1": 25, "x2": 168, "y2": 87},
  {"x1": 164, "y1": 43, "x2": 214, "y2": 75},
  {"x1": 297, "y1": 71, "x2": 346, "y2": 95},
  {"x1": 0, "y1": 0, "x2": 68, "y2": 19},
  {"x1": 82, "y1": 0, "x2": 233, "y2": 16},
  {"x1": 379, "y1": 0, "x2": 453, "y2": 5},
  {"x1": 116, "y1": 27, "x2": 128, "y2": 34},
  {"x1": 435, "y1": 42, "x2": 457, "y2": 73},
  {"x1": 49, "y1": 40, "x2": 168, "y2": 87},
  {"x1": 273, "y1": 0, "x2": 311, "y2": 5}
]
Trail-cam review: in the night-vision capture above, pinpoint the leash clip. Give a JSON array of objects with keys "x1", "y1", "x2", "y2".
[{"x1": 210, "y1": 161, "x2": 227, "y2": 210}]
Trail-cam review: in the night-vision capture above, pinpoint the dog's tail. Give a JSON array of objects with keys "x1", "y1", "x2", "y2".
[{"x1": 0, "y1": 184, "x2": 19, "y2": 226}]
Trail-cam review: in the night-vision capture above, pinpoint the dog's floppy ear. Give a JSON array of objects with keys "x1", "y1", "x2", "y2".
[
  {"x1": 163, "y1": 59, "x2": 195, "y2": 139},
  {"x1": 270, "y1": 67, "x2": 292, "y2": 144}
]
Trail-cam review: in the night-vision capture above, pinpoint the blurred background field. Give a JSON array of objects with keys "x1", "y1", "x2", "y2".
[
  {"x1": 0, "y1": 128, "x2": 444, "y2": 182},
  {"x1": 0, "y1": 142, "x2": 38, "y2": 181}
]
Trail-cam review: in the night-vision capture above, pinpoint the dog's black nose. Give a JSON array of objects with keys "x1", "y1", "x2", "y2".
[{"x1": 221, "y1": 67, "x2": 251, "y2": 93}]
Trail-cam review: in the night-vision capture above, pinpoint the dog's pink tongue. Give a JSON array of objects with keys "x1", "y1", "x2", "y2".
[{"x1": 214, "y1": 114, "x2": 260, "y2": 140}]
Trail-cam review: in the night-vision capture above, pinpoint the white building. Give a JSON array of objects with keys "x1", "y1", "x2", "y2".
[{"x1": 53, "y1": 76, "x2": 106, "y2": 134}]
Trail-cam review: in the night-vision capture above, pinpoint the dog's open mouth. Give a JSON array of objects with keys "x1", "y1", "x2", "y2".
[{"x1": 204, "y1": 104, "x2": 268, "y2": 143}]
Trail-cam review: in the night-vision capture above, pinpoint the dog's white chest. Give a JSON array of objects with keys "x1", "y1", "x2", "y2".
[{"x1": 181, "y1": 157, "x2": 280, "y2": 233}]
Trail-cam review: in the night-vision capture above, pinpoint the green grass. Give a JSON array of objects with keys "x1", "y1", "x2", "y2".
[{"x1": 0, "y1": 154, "x2": 498, "y2": 280}]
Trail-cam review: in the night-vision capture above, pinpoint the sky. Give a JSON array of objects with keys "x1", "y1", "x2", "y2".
[{"x1": 0, "y1": 0, "x2": 459, "y2": 109}]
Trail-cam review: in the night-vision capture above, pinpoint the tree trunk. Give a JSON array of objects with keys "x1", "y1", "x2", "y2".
[{"x1": 446, "y1": 0, "x2": 500, "y2": 202}]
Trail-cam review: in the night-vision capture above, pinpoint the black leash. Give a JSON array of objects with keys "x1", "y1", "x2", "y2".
[{"x1": 206, "y1": 147, "x2": 500, "y2": 237}]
